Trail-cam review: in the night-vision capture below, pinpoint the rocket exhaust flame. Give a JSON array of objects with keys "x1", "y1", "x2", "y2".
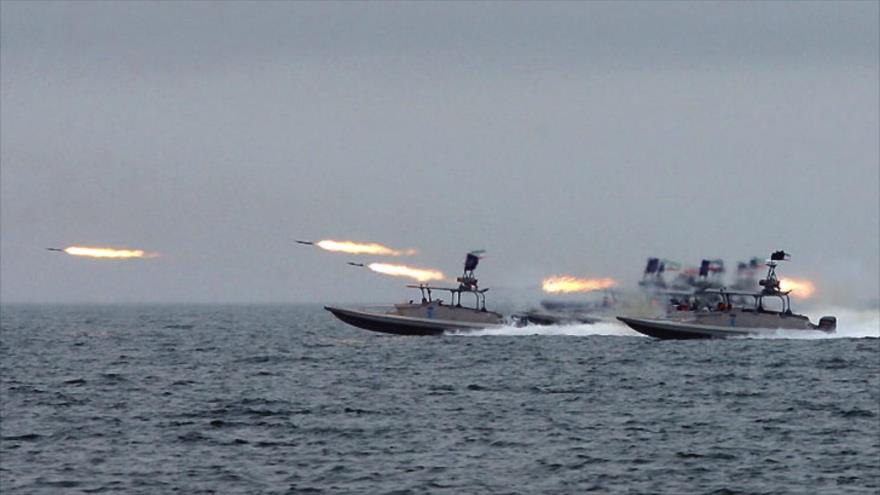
[
  {"x1": 542, "y1": 276, "x2": 617, "y2": 294},
  {"x1": 367, "y1": 263, "x2": 445, "y2": 282},
  {"x1": 779, "y1": 277, "x2": 816, "y2": 299},
  {"x1": 313, "y1": 240, "x2": 416, "y2": 256},
  {"x1": 57, "y1": 246, "x2": 158, "y2": 259}
]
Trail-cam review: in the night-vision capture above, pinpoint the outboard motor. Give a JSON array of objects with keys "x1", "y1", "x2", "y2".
[{"x1": 817, "y1": 316, "x2": 837, "y2": 332}]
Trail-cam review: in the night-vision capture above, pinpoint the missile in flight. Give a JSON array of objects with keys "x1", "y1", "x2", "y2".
[
  {"x1": 295, "y1": 239, "x2": 416, "y2": 256},
  {"x1": 45, "y1": 245, "x2": 157, "y2": 259},
  {"x1": 347, "y1": 262, "x2": 365, "y2": 267}
]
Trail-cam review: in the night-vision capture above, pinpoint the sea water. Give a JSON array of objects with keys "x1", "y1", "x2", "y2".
[{"x1": 1, "y1": 304, "x2": 878, "y2": 494}]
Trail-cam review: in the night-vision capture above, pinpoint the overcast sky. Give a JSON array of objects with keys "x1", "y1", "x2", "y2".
[{"x1": 1, "y1": 1, "x2": 878, "y2": 305}]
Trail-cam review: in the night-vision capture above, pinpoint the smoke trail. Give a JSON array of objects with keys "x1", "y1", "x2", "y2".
[
  {"x1": 60, "y1": 246, "x2": 158, "y2": 259},
  {"x1": 542, "y1": 276, "x2": 617, "y2": 294},
  {"x1": 367, "y1": 263, "x2": 445, "y2": 282},
  {"x1": 315, "y1": 240, "x2": 416, "y2": 256}
]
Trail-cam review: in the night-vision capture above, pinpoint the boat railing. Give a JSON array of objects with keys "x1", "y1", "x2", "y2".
[
  {"x1": 703, "y1": 288, "x2": 793, "y2": 314},
  {"x1": 405, "y1": 284, "x2": 490, "y2": 311},
  {"x1": 358, "y1": 304, "x2": 400, "y2": 313}
]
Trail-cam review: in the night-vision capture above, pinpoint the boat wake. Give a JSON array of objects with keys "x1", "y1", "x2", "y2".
[
  {"x1": 447, "y1": 320, "x2": 643, "y2": 337},
  {"x1": 447, "y1": 307, "x2": 879, "y2": 339}
]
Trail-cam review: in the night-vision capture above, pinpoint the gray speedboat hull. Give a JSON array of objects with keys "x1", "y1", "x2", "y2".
[
  {"x1": 325, "y1": 306, "x2": 503, "y2": 336},
  {"x1": 617, "y1": 316, "x2": 832, "y2": 340}
]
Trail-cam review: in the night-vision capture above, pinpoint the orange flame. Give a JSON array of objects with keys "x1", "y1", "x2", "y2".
[
  {"x1": 63, "y1": 246, "x2": 157, "y2": 259},
  {"x1": 542, "y1": 276, "x2": 617, "y2": 294},
  {"x1": 368, "y1": 263, "x2": 445, "y2": 282},
  {"x1": 779, "y1": 277, "x2": 816, "y2": 299},
  {"x1": 315, "y1": 240, "x2": 415, "y2": 256}
]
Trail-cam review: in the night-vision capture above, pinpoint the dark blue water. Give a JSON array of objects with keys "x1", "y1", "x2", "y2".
[{"x1": 1, "y1": 304, "x2": 878, "y2": 494}]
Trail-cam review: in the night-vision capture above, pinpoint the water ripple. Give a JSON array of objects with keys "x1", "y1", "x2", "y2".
[{"x1": 1, "y1": 304, "x2": 878, "y2": 494}]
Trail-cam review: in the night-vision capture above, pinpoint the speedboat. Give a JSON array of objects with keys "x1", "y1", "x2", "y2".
[
  {"x1": 639, "y1": 257, "x2": 726, "y2": 310},
  {"x1": 512, "y1": 309, "x2": 608, "y2": 326},
  {"x1": 325, "y1": 252, "x2": 504, "y2": 335},
  {"x1": 618, "y1": 251, "x2": 836, "y2": 339},
  {"x1": 513, "y1": 291, "x2": 619, "y2": 326}
]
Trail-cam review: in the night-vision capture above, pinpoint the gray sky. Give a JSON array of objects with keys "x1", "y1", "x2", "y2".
[{"x1": 2, "y1": 1, "x2": 878, "y2": 305}]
